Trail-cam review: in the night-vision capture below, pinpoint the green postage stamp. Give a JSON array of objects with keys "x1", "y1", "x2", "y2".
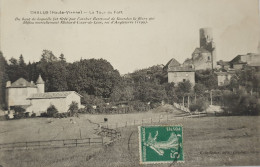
[{"x1": 138, "y1": 125, "x2": 184, "y2": 164}]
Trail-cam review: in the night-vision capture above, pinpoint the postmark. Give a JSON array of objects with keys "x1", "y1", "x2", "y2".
[{"x1": 138, "y1": 125, "x2": 184, "y2": 164}]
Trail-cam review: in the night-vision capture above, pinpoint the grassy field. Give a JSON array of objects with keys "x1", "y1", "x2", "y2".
[
  {"x1": 0, "y1": 106, "x2": 259, "y2": 166},
  {"x1": 86, "y1": 116, "x2": 260, "y2": 167}
]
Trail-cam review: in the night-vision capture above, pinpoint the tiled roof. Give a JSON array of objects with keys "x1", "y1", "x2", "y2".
[
  {"x1": 27, "y1": 91, "x2": 82, "y2": 99},
  {"x1": 9, "y1": 78, "x2": 36, "y2": 88},
  {"x1": 165, "y1": 58, "x2": 181, "y2": 68},
  {"x1": 193, "y1": 48, "x2": 210, "y2": 54}
]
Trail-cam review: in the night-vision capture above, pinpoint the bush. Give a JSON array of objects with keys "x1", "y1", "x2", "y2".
[
  {"x1": 189, "y1": 103, "x2": 199, "y2": 112},
  {"x1": 31, "y1": 113, "x2": 36, "y2": 117},
  {"x1": 68, "y1": 101, "x2": 79, "y2": 116},
  {"x1": 40, "y1": 112, "x2": 48, "y2": 117},
  {"x1": 13, "y1": 106, "x2": 25, "y2": 114},
  {"x1": 222, "y1": 90, "x2": 260, "y2": 115},
  {"x1": 189, "y1": 98, "x2": 209, "y2": 112},
  {"x1": 47, "y1": 105, "x2": 58, "y2": 117}
]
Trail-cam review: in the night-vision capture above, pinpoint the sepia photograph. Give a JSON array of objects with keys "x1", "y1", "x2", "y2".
[{"x1": 0, "y1": 0, "x2": 259, "y2": 166}]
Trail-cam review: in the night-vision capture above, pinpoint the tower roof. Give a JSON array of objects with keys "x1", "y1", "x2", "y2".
[
  {"x1": 36, "y1": 75, "x2": 44, "y2": 84},
  {"x1": 192, "y1": 48, "x2": 210, "y2": 54}
]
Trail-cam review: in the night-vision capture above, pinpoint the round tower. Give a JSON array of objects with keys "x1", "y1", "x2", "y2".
[
  {"x1": 36, "y1": 75, "x2": 45, "y2": 93},
  {"x1": 200, "y1": 28, "x2": 213, "y2": 48}
]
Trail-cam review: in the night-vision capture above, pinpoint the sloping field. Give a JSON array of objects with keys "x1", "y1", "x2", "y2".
[
  {"x1": 0, "y1": 117, "x2": 99, "y2": 143},
  {"x1": 0, "y1": 106, "x2": 259, "y2": 166},
  {"x1": 86, "y1": 116, "x2": 260, "y2": 166}
]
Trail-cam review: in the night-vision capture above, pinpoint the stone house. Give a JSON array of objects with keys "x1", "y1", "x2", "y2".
[
  {"x1": 215, "y1": 71, "x2": 235, "y2": 86},
  {"x1": 6, "y1": 75, "x2": 82, "y2": 116},
  {"x1": 5, "y1": 75, "x2": 44, "y2": 109},
  {"x1": 230, "y1": 53, "x2": 260, "y2": 70},
  {"x1": 165, "y1": 58, "x2": 195, "y2": 86}
]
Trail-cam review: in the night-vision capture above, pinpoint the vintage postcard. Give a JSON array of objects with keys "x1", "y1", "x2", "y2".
[{"x1": 0, "y1": 0, "x2": 259, "y2": 166}]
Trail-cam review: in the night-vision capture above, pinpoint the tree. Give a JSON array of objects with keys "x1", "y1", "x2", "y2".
[
  {"x1": 195, "y1": 70, "x2": 218, "y2": 90},
  {"x1": 40, "y1": 50, "x2": 57, "y2": 62},
  {"x1": 222, "y1": 90, "x2": 260, "y2": 115},
  {"x1": 0, "y1": 52, "x2": 9, "y2": 109},
  {"x1": 7, "y1": 56, "x2": 29, "y2": 82},
  {"x1": 44, "y1": 62, "x2": 68, "y2": 91},
  {"x1": 67, "y1": 59, "x2": 121, "y2": 98},
  {"x1": 47, "y1": 105, "x2": 58, "y2": 117},
  {"x1": 59, "y1": 53, "x2": 66, "y2": 62},
  {"x1": 110, "y1": 79, "x2": 134, "y2": 102},
  {"x1": 68, "y1": 101, "x2": 79, "y2": 116},
  {"x1": 175, "y1": 80, "x2": 192, "y2": 106},
  {"x1": 164, "y1": 82, "x2": 176, "y2": 103},
  {"x1": 134, "y1": 82, "x2": 167, "y2": 104}
]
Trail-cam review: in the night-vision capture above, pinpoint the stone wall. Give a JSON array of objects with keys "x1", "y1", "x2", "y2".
[{"x1": 168, "y1": 71, "x2": 195, "y2": 85}]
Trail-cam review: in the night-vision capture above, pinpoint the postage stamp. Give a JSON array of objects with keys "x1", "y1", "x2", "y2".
[{"x1": 138, "y1": 125, "x2": 184, "y2": 164}]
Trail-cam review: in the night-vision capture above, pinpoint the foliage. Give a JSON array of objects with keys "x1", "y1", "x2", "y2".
[
  {"x1": 31, "y1": 113, "x2": 36, "y2": 117},
  {"x1": 195, "y1": 69, "x2": 217, "y2": 90},
  {"x1": 67, "y1": 59, "x2": 121, "y2": 98},
  {"x1": 13, "y1": 106, "x2": 26, "y2": 113},
  {"x1": 110, "y1": 81, "x2": 134, "y2": 102},
  {"x1": 68, "y1": 101, "x2": 79, "y2": 115},
  {"x1": 227, "y1": 67, "x2": 260, "y2": 93},
  {"x1": 189, "y1": 98, "x2": 209, "y2": 112},
  {"x1": 163, "y1": 82, "x2": 176, "y2": 104},
  {"x1": 47, "y1": 105, "x2": 58, "y2": 117},
  {"x1": 134, "y1": 82, "x2": 167, "y2": 103},
  {"x1": 0, "y1": 52, "x2": 9, "y2": 109},
  {"x1": 222, "y1": 90, "x2": 260, "y2": 115},
  {"x1": 194, "y1": 83, "x2": 206, "y2": 96}
]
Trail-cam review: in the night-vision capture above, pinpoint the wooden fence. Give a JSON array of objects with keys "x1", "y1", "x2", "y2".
[
  {"x1": 0, "y1": 137, "x2": 103, "y2": 150},
  {"x1": 99, "y1": 126, "x2": 121, "y2": 140},
  {"x1": 173, "y1": 102, "x2": 191, "y2": 113}
]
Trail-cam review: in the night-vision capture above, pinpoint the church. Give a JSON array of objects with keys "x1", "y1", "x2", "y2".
[{"x1": 6, "y1": 75, "x2": 82, "y2": 116}]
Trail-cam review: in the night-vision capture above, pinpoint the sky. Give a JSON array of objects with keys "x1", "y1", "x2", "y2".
[{"x1": 0, "y1": 0, "x2": 260, "y2": 74}]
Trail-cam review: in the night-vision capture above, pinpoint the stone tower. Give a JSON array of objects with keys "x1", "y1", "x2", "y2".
[
  {"x1": 36, "y1": 75, "x2": 45, "y2": 93},
  {"x1": 199, "y1": 28, "x2": 216, "y2": 69}
]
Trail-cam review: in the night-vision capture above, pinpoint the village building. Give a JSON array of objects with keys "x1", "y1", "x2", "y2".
[
  {"x1": 184, "y1": 28, "x2": 217, "y2": 70},
  {"x1": 6, "y1": 75, "x2": 82, "y2": 116},
  {"x1": 215, "y1": 70, "x2": 235, "y2": 86},
  {"x1": 26, "y1": 91, "x2": 82, "y2": 116},
  {"x1": 229, "y1": 53, "x2": 260, "y2": 70},
  {"x1": 164, "y1": 58, "x2": 195, "y2": 86}
]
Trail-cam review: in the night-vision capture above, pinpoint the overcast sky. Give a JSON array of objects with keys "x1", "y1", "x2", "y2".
[{"x1": 0, "y1": 0, "x2": 260, "y2": 74}]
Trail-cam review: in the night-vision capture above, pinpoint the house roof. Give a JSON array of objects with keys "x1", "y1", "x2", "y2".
[
  {"x1": 217, "y1": 60, "x2": 230, "y2": 66},
  {"x1": 193, "y1": 48, "x2": 210, "y2": 54},
  {"x1": 9, "y1": 78, "x2": 36, "y2": 88},
  {"x1": 165, "y1": 58, "x2": 181, "y2": 69},
  {"x1": 27, "y1": 91, "x2": 82, "y2": 99}
]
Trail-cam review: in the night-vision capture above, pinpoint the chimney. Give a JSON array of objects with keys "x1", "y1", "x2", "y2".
[{"x1": 6, "y1": 81, "x2": 11, "y2": 87}]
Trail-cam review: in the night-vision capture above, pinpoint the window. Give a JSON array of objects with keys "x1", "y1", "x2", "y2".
[{"x1": 208, "y1": 56, "x2": 210, "y2": 61}]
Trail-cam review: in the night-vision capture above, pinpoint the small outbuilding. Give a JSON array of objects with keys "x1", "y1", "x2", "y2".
[{"x1": 27, "y1": 91, "x2": 82, "y2": 116}]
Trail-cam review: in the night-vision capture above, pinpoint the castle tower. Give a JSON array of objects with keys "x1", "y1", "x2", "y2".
[
  {"x1": 36, "y1": 75, "x2": 45, "y2": 93},
  {"x1": 199, "y1": 28, "x2": 216, "y2": 69}
]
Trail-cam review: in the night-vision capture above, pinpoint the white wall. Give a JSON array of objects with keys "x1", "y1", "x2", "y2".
[
  {"x1": 6, "y1": 87, "x2": 38, "y2": 107},
  {"x1": 27, "y1": 98, "x2": 67, "y2": 116}
]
